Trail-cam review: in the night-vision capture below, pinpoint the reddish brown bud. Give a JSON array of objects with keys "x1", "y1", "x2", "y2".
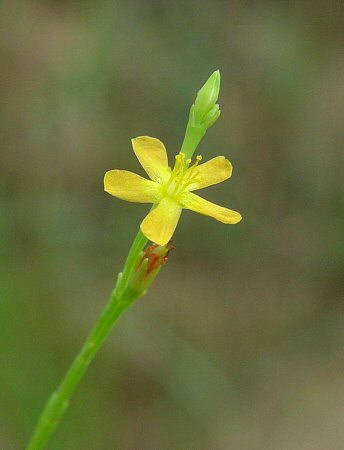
[
  {"x1": 127, "y1": 242, "x2": 174, "y2": 298},
  {"x1": 140, "y1": 242, "x2": 174, "y2": 275}
]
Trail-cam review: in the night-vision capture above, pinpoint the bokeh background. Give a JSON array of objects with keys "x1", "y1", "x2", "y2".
[{"x1": 1, "y1": 1, "x2": 344, "y2": 449}]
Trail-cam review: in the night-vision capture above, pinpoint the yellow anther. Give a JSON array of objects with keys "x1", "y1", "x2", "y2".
[
  {"x1": 165, "y1": 153, "x2": 204, "y2": 197},
  {"x1": 187, "y1": 154, "x2": 203, "y2": 177},
  {"x1": 185, "y1": 158, "x2": 192, "y2": 170}
]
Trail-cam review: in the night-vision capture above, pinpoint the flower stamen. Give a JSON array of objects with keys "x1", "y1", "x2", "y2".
[
  {"x1": 186, "y1": 155, "x2": 202, "y2": 179},
  {"x1": 163, "y1": 152, "x2": 203, "y2": 198}
]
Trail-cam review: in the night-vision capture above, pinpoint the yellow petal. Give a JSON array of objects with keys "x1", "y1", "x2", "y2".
[
  {"x1": 180, "y1": 192, "x2": 242, "y2": 224},
  {"x1": 132, "y1": 136, "x2": 170, "y2": 183},
  {"x1": 104, "y1": 170, "x2": 160, "y2": 203},
  {"x1": 187, "y1": 156, "x2": 232, "y2": 191},
  {"x1": 140, "y1": 197, "x2": 182, "y2": 246}
]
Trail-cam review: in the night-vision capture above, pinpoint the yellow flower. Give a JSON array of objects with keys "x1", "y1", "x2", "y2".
[{"x1": 104, "y1": 136, "x2": 242, "y2": 246}]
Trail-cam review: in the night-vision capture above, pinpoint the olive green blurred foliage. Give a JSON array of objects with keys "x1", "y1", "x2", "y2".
[{"x1": 1, "y1": 1, "x2": 344, "y2": 449}]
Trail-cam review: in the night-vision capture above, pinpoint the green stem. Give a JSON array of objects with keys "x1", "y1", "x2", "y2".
[
  {"x1": 116, "y1": 229, "x2": 148, "y2": 295},
  {"x1": 26, "y1": 70, "x2": 218, "y2": 449},
  {"x1": 26, "y1": 230, "x2": 148, "y2": 450},
  {"x1": 180, "y1": 123, "x2": 206, "y2": 160}
]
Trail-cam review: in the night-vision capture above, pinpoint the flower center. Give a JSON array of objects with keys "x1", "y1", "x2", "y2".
[{"x1": 163, "y1": 152, "x2": 202, "y2": 199}]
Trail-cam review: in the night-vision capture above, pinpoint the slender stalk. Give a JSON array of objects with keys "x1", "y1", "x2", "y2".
[
  {"x1": 26, "y1": 230, "x2": 147, "y2": 450},
  {"x1": 116, "y1": 229, "x2": 148, "y2": 295},
  {"x1": 26, "y1": 70, "x2": 220, "y2": 450},
  {"x1": 180, "y1": 123, "x2": 206, "y2": 160}
]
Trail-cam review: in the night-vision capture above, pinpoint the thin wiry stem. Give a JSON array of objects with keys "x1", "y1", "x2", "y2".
[{"x1": 26, "y1": 230, "x2": 148, "y2": 450}]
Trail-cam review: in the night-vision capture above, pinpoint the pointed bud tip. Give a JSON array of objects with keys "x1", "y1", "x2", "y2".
[
  {"x1": 208, "y1": 69, "x2": 220, "y2": 86},
  {"x1": 211, "y1": 69, "x2": 220, "y2": 79},
  {"x1": 193, "y1": 70, "x2": 221, "y2": 124}
]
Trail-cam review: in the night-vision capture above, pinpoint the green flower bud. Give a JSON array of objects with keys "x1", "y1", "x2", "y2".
[
  {"x1": 181, "y1": 70, "x2": 222, "y2": 159},
  {"x1": 193, "y1": 70, "x2": 220, "y2": 124}
]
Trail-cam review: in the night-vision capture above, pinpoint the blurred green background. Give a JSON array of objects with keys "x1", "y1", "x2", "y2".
[{"x1": 1, "y1": 1, "x2": 344, "y2": 449}]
